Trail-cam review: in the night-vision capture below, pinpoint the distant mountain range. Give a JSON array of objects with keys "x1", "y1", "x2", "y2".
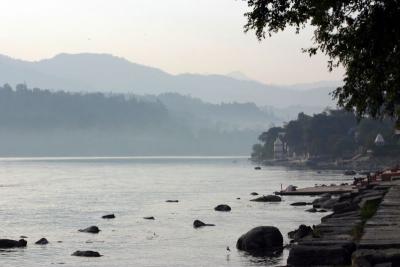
[{"x1": 0, "y1": 53, "x2": 338, "y2": 108}]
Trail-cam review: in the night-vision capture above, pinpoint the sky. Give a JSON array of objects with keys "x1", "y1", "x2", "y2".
[{"x1": 0, "y1": 0, "x2": 344, "y2": 85}]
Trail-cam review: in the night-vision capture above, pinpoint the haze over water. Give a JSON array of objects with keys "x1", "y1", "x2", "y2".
[{"x1": 0, "y1": 157, "x2": 350, "y2": 267}]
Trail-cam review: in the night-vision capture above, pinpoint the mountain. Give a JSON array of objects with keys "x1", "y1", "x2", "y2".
[
  {"x1": 0, "y1": 53, "x2": 337, "y2": 108},
  {"x1": 226, "y1": 71, "x2": 254, "y2": 81}
]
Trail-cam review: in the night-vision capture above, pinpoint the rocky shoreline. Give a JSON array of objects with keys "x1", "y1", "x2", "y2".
[{"x1": 285, "y1": 178, "x2": 400, "y2": 266}]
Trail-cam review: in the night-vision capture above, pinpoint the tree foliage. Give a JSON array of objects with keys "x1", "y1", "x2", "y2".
[
  {"x1": 244, "y1": 0, "x2": 400, "y2": 119},
  {"x1": 0, "y1": 84, "x2": 168, "y2": 130},
  {"x1": 251, "y1": 109, "x2": 398, "y2": 161}
]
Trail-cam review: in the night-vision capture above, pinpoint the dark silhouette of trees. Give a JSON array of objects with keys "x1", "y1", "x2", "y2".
[
  {"x1": 0, "y1": 84, "x2": 168, "y2": 130},
  {"x1": 251, "y1": 109, "x2": 398, "y2": 161},
  {"x1": 244, "y1": 0, "x2": 400, "y2": 120}
]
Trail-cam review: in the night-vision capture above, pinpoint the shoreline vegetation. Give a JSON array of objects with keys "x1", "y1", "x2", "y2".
[{"x1": 251, "y1": 109, "x2": 400, "y2": 171}]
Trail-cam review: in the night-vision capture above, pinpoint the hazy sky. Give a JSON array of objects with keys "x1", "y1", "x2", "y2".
[{"x1": 0, "y1": 0, "x2": 344, "y2": 85}]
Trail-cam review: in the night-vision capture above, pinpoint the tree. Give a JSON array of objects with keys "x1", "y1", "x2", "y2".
[{"x1": 243, "y1": 0, "x2": 400, "y2": 120}]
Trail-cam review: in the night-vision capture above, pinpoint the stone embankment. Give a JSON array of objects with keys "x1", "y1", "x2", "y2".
[
  {"x1": 353, "y1": 182, "x2": 400, "y2": 266},
  {"x1": 287, "y1": 180, "x2": 400, "y2": 266}
]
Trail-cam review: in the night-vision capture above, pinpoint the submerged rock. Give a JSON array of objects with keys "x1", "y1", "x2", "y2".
[
  {"x1": 0, "y1": 239, "x2": 27, "y2": 248},
  {"x1": 35, "y1": 238, "x2": 49, "y2": 245},
  {"x1": 290, "y1": 202, "x2": 308, "y2": 206},
  {"x1": 214, "y1": 204, "x2": 231, "y2": 212},
  {"x1": 306, "y1": 208, "x2": 317, "y2": 213},
  {"x1": 250, "y1": 192, "x2": 259, "y2": 196},
  {"x1": 254, "y1": 167, "x2": 262, "y2": 170},
  {"x1": 193, "y1": 220, "x2": 215, "y2": 228},
  {"x1": 102, "y1": 214, "x2": 115, "y2": 219},
  {"x1": 344, "y1": 170, "x2": 357, "y2": 176},
  {"x1": 143, "y1": 216, "x2": 155, "y2": 220},
  {"x1": 236, "y1": 226, "x2": 283, "y2": 254},
  {"x1": 250, "y1": 195, "x2": 282, "y2": 202},
  {"x1": 72, "y1": 250, "x2": 102, "y2": 257},
  {"x1": 78, "y1": 226, "x2": 101, "y2": 234},
  {"x1": 166, "y1": 200, "x2": 179, "y2": 203}
]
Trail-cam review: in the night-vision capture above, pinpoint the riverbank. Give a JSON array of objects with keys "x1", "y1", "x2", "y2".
[
  {"x1": 255, "y1": 154, "x2": 400, "y2": 171},
  {"x1": 284, "y1": 168, "x2": 400, "y2": 266}
]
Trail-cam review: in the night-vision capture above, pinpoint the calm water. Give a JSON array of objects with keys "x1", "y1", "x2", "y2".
[{"x1": 0, "y1": 157, "x2": 351, "y2": 267}]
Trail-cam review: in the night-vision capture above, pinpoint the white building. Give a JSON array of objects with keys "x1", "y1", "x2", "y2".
[
  {"x1": 374, "y1": 133, "x2": 385, "y2": 146},
  {"x1": 273, "y1": 136, "x2": 285, "y2": 159}
]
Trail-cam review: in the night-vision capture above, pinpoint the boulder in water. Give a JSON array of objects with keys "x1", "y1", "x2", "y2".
[
  {"x1": 79, "y1": 226, "x2": 101, "y2": 234},
  {"x1": 250, "y1": 195, "x2": 282, "y2": 202},
  {"x1": 250, "y1": 192, "x2": 259, "y2": 196},
  {"x1": 214, "y1": 204, "x2": 231, "y2": 212},
  {"x1": 344, "y1": 170, "x2": 357, "y2": 176},
  {"x1": 102, "y1": 214, "x2": 115, "y2": 219},
  {"x1": 236, "y1": 226, "x2": 283, "y2": 254},
  {"x1": 0, "y1": 239, "x2": 27, "y2": 248},
  {"x1": 290, "y1": 202, "x2": 308, "y2": 206},
  {"x1": 193, "y1": 220, "x2": 215, "y2": 228},
  {"x1": 166, "y1": 200, "x2": 179, "y2": 203},
  {"x1": 143, "y1": 216, "x2": 155, "y2": 220},
  {"x1": 72, "y1": 250, "x2": 102, "y2": 257},
  {"x1": 35, "y1": 238, "x2": 49, "y2": 245}
]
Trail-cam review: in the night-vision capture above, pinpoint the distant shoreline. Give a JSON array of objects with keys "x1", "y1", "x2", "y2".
[{"x1": 0, "y1": 155, "x2": 250, "y2": 162}]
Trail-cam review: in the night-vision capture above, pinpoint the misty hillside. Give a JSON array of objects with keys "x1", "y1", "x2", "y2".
[
  {"x1": 0, "y1": 84, "x2": 263, "y2": 156},
  {"x1": 0, "y1": 53, "x2": 336, "y2": 108},
  {"x1": 139, "y1": 93, "x2": 282, "y2": 131}
]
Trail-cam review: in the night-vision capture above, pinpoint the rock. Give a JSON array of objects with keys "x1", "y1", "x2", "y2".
[
  {"x1": 250, "y1": 192, "x2": 259, "y2": 196},
  {"x1": 236, "y1": 226, "x2": 283, "y2": 254},
  {"x1": 254, "y1": 166, "x2": 262, "y2": 170},
  {"x1": 306, "y1": 208, "x2": 317, "y2": 213},
  {"x1": 72, "y1": 250, "x2": 102, "y2": 257},
  {"x1": 352, "y1": 248, "x2": 400, "y2": 267},
  {"x1": 288, "y1": 225, "x2": 313, "y2": 241},
  {"x1": 35, "y1": 238, "x2": 49, "y2": 245},
  {"x1": 193, "y1": 220, "x2": 215, "y2": 228},
  {"x1": 78, "y1": 226, "x2": 101, "y2": 234},
  {"x1": 236, "y1": 197, "x2": 241, "y2": 200},
  {"x1": 102, "y1": 214, "x2": 115, "y2": 219},
  {"x1": 166, "y1": 200, "x2": 179, "y2": 203},
  {"x1": 287, "y1": 244, "x2": 355, "y2": 266},
  {"x1": 318, "y1": 209, "x2": 328, "y2": 213},
  {"x1": 143, "y1": 216, "x2": 155, "y2": 220},
  {"x1": 312, "y1": 195, "x2": 331, "y2": 207},
  {"x1": 20, "y1": 235, "x2": 28, "y2": 239},
  {"x1": 250, "y1": 195, "x2": 282, "y2": 202},
  {"x1": 344, "y1": 170, "x2": 357, "y2": 175},
  {"x1": 333, "y1": 201, "x2": 359, "y2": 214},
  {"x1": 0, "y1": 239, "x2": 27, "y2": 248},
  {"x1": 319, "y1": 198, "x2": 339, "y2": 209},
  {"x1": 214, "y1": 204, "x2": 231, "y2": 212},
  {"x1": 290, "y1": 202, "x2": 308, "y2": 206}
]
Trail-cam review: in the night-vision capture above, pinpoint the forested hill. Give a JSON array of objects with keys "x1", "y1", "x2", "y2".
[
  {"x1": 0, "y1": 84, "x2": 168, "y2": 130},
  {"x1": 0, "y1": 84, "x2": 264, "y2": 156}
]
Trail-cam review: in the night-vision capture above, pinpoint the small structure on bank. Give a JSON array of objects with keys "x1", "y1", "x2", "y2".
[
  {"x1": 273, "y1": 133, "x2": 289, "y2": 159},
  {"x1": 374, "y1": 133, "x2": 385, "y2": 146}
]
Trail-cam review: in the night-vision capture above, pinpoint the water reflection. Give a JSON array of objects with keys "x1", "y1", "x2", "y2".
[{"x1": 239, "y1": 249, "x2": 284, "y2": 266}]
